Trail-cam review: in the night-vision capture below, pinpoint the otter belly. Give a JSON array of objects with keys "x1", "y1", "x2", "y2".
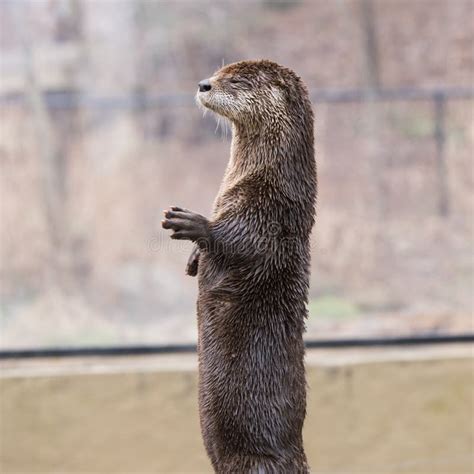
[{"x1": 196, "y1": 256, "x2": 308, "y2": 470}]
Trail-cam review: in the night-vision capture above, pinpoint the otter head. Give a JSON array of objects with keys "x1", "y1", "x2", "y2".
[{"x1": 196, "y1": 59, "x2": 311, "y2": 131}]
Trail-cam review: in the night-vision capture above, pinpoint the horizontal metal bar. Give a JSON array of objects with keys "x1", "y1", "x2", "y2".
[
  {"x1": 0, "y1": 344, "x2": 197, "y2": 359},
  {"x1": 1, "y1": 334, "x2": 472, "y2": 359},
  {"x1": 0, "y1": 86, "x2": 472, "y2": 109},
  {"x1": 311, "y1": 87, "x2": 474, "y2": 103},
  {"x1": 304, "y1": 333, "x2": 474, "y2": 349}
]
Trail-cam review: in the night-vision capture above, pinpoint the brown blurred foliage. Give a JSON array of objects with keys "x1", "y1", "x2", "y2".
[{"x1": 0, "y1": 0, "x2": 473, "y2": 347}]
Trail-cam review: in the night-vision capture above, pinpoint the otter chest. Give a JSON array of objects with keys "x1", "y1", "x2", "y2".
[{"x1": 211, "y1": 181, "x2": 246, "y2": 221}]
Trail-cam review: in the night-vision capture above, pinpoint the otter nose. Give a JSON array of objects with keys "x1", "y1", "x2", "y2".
[{"x1": 198, "y1": 79, "x2": 212, "y2": 92}]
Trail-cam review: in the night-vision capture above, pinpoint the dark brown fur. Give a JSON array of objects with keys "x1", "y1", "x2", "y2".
[{"x1": 162, "y1": 60, "x2": 317, "y2": 473}]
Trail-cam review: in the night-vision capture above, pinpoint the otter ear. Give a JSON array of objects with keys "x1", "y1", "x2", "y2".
[{"x1": 275, "y1": 78, "x2": 286, "y2": 88}]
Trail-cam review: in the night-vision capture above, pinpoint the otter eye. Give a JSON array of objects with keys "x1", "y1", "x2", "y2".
[{"x1": 229, "y1": 78, "x2": 245, "y2": 85}]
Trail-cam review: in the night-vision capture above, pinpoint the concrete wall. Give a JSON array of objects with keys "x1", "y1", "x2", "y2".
[{"x1": 1, "y1": 345, "x2": 473, "y2": 473}]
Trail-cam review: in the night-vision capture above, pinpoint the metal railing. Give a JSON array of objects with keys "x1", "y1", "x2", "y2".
[
  {"x1": 1, "y1": 334, "x2": 473, "y2": 359},
  {"x1": 1, "y1": 85, "x2": 473, "y2": 107}
]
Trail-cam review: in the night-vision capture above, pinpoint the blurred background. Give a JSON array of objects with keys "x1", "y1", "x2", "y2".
[{"x1": 0, "y1": 0, "x2": 473, "y2": 348}]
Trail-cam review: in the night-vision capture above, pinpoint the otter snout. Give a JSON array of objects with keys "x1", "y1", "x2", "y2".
[{"x1": 198, "y1": 79, "x2": 212, "y2": 92}]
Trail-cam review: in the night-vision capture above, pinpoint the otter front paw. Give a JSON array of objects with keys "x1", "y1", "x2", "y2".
[{"x1": 162, "y1": 206, "x2": 210, "y2": 242}]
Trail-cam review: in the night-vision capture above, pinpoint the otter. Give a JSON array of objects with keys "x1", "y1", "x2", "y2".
[{"x1": 162, "y1": 60, "x2": 317, "y2": 473}]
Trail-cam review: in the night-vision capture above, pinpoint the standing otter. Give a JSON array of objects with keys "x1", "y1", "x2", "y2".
[{"x1": 162, "y1": 60, "x2": 316, "y2": 473}]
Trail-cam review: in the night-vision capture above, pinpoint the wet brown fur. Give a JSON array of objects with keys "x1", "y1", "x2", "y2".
[{"x1": 162, "y1": 60, "x2": 317, "y2": 473}]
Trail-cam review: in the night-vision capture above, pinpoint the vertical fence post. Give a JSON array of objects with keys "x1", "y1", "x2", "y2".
[
  {"x1": 360, "y1": 0, "x2": 380, "y2": 92},
  {"x1": 359, "y1": 0, "x2": 387, "y2": 226},
  {"x1": 433, "y1": 93, "x2": 449, "y2": 216}
]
